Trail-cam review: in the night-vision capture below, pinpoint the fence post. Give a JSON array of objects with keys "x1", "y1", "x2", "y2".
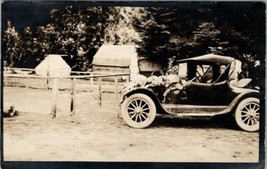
[
  {"x1": 70, "y1": 77, "x2": 76, "y2": 116},
  {"x1": 46, "y1": 71, "x2": 49, "y2": 89},
  {"x1": 115, "y1": 76, "x2": 118, "y2": 103},
  {"x1": 126, "y1": 75, "x2": 130, "y2": 83},
  {"x1": 114, "y1": 76, "x2": 120, "y2": 118},
  {"x1": 98, "y1": 77, "x2": 102, "y2": 106},
  {"x1": 51, "y1": 77, "x2": 58, "y2": 118},
  {"x1": 3, "y1": 74, "x2": 6, "y2": 87},
  {"x1": 90, "y1": 77, "x2": 94, "y2": 92},
  {"x1": 24, "y1": 76, "x2": 27, "y2": 88}
]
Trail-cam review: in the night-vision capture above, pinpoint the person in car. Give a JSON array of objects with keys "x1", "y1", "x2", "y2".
[
  {"x1": 162, "y1": 65, "x2": 190, "y2": 102},
  {"x1": 162, "y1": 74, "x2": 184, "y2": 102}
]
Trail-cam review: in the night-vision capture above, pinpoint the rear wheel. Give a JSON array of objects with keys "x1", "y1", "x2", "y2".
[
  {"x1": 235, "y1": 97, "x2": 259, "y2": 132},
  {"x1": 121, "y1": 94, "x2": 156, "y2": 128}
]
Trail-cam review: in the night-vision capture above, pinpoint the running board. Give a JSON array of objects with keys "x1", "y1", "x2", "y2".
[{"x1": 161, "y1": 104, "x2": 228, "y2": 116}]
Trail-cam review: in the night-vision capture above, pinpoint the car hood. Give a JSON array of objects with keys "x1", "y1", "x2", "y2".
[{"x1": 121, "y1": 75, "x2": 164, "y2": 94}]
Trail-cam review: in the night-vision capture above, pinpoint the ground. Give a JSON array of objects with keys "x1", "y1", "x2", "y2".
[{"x1": 3, "y1": 87, "x2": 259, "y2": 162}]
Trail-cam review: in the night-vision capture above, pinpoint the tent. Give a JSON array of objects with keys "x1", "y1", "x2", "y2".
[
  {"x1": 92, "y1": 45, "x2": 139, "y2": 79},
  {"x1": 35, "y1": 54, "x2": 71, "y2": 76}
]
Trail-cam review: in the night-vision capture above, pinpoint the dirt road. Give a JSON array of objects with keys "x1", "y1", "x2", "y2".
[{"x1": 3, "y1": 87, "x2": 259, "y2": 162}]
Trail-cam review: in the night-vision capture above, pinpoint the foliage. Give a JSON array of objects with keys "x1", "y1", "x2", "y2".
[
  {"x1": 3, "y1": 2, "x2": 265, "y2": 85},
  {"x1": 133, "y1": 3, "x2": 265, "y2": 86},
  {"x1": 3, "y1": 20, "x2": 21, "y2": 67},
  {"x1": 3, "y1": 6, "x2": 122, "y2": 70}
]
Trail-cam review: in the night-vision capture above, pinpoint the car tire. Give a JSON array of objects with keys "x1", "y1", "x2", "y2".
[
  {"x1": 121, "y1": 93, "x2": 156, "y2": 129},
  {"x1": 235, "y1": 97, "x2": 259, "y2": 132}
]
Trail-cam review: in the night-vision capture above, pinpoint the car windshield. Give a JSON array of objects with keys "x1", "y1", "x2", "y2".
[{"x1": 185, "y1": 62, "x2": 231, "y2": 84}]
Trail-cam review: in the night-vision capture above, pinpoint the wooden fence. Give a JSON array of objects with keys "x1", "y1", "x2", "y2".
[{"x1": 4, "y1": 68, "x2": 130, "y2": 118}]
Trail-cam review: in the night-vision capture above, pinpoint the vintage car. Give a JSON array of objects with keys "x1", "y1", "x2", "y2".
[{"x1": 120, "y1": 54, "x2": 260, "y2": 132}]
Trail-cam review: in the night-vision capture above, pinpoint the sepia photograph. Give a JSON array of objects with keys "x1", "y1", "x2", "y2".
[{"x1": 1, "y1": 1, "x2": 265, "y2": 169}]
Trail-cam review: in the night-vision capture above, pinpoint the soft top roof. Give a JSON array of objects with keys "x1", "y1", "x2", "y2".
[{"x1": 177, "y1": 53, "x2": 235, "y2": 64}]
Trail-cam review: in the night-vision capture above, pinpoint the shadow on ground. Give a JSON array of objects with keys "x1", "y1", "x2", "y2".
[{"x1": 152, "y1": 114, "x2": 239, "y2": 131}]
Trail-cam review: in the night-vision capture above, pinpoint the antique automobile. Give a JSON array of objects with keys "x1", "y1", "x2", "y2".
[{"x1": 120, "y1": 54, "x2": 260, "y2": 132}]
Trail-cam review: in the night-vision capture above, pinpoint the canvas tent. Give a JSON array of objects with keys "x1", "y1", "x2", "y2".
[
  {"x1": 35, "y1": 54, "x2": 71, "y2": 76},
  {"x1": 92, "y1": 45, "x2": 139, "y2": 79}
]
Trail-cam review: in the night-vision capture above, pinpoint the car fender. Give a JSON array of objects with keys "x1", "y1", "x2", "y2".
[
  {"x1": 120, "y1": 87, "x2": 166, "y2": 114},
  {"x1": 226, "y1": 89, "x2": 260, "y2": 114}
]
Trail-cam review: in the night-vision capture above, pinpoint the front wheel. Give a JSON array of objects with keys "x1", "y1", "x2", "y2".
[
  {"x1": 121, "y1": 94, "x2": 156, "y2": 128},
  {"x1": 235, "y1": 97, "x2": 259, "y2": 132}
]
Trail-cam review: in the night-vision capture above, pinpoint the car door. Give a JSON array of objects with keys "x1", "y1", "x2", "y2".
[
  {"x1": 184, "y1": 63, "x2": 220, "y2": 105},
  {"x1": 184, "y1": 62, "x2": 238, "y2": 106},
  {"x1": 185, "y1": 82, "x2": 215, "y2": 105}
]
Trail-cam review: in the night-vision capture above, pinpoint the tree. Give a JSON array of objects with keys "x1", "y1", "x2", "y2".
[
  {"x1": 3, "y1": 2, "x2": 264, "y2": 77},
  {"x1": 45, "y1": 6, "x2": 121, "y2": 71},
  {"x1": 134, "y1": 7, "x2": 205, "y2": 69},
  {"x1": 190, "y1": 22, "x2": 224, "y2": 56},
  {"x1": 3, "y1": 20, "x2": 21, "y2": 67},
  {"x1": 212, "y1": 2, "x2": 265, "y2": 59},
  {"x1": 134, "y1": 7, "x2": 176, "y2": 70},
  {"x1": 133, "y1": 2, "x2": 265, "y2": 78},
  {"x1": 18, "y1": 27, "x2": 43, "y2": 68}
]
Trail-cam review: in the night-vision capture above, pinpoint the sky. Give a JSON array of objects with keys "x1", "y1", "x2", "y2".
[
  {"x1": 2, "y1": 1, "x2": 123, "y2": 32},
  {"x1": 1, "y1": 1, "x2": 152, "y2": 32},
  {"x1": 2, "y1": 1, "x2": 80, "y2": 32}
]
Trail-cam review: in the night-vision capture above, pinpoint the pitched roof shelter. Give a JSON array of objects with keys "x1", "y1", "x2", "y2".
[
  {"x1": 35, "y1": 54, "x2": 71, "y2": 76},
  {"x1": 92, "y1": 45, "x2": 139, "y2": 77}
]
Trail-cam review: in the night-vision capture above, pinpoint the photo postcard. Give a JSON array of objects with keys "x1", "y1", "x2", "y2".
[{"x1": 1, "y1": 1, "x2": 265, "y2": 169}]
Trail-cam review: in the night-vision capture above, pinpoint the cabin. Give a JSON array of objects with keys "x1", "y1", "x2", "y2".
[{"x1": 92, "y1": 45, "x2": 139, "y2": 80}]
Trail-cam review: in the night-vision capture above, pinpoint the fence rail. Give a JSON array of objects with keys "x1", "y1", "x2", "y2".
[
  {"x1": 4, "y1": 68, "x2": 130, "y2": 118},
  {"x1": 4, "y1": 67, "x2": 128, "y2": 76},
  {"x1": 4, "y1": 73, "x2": 130, "y2": 79}
]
